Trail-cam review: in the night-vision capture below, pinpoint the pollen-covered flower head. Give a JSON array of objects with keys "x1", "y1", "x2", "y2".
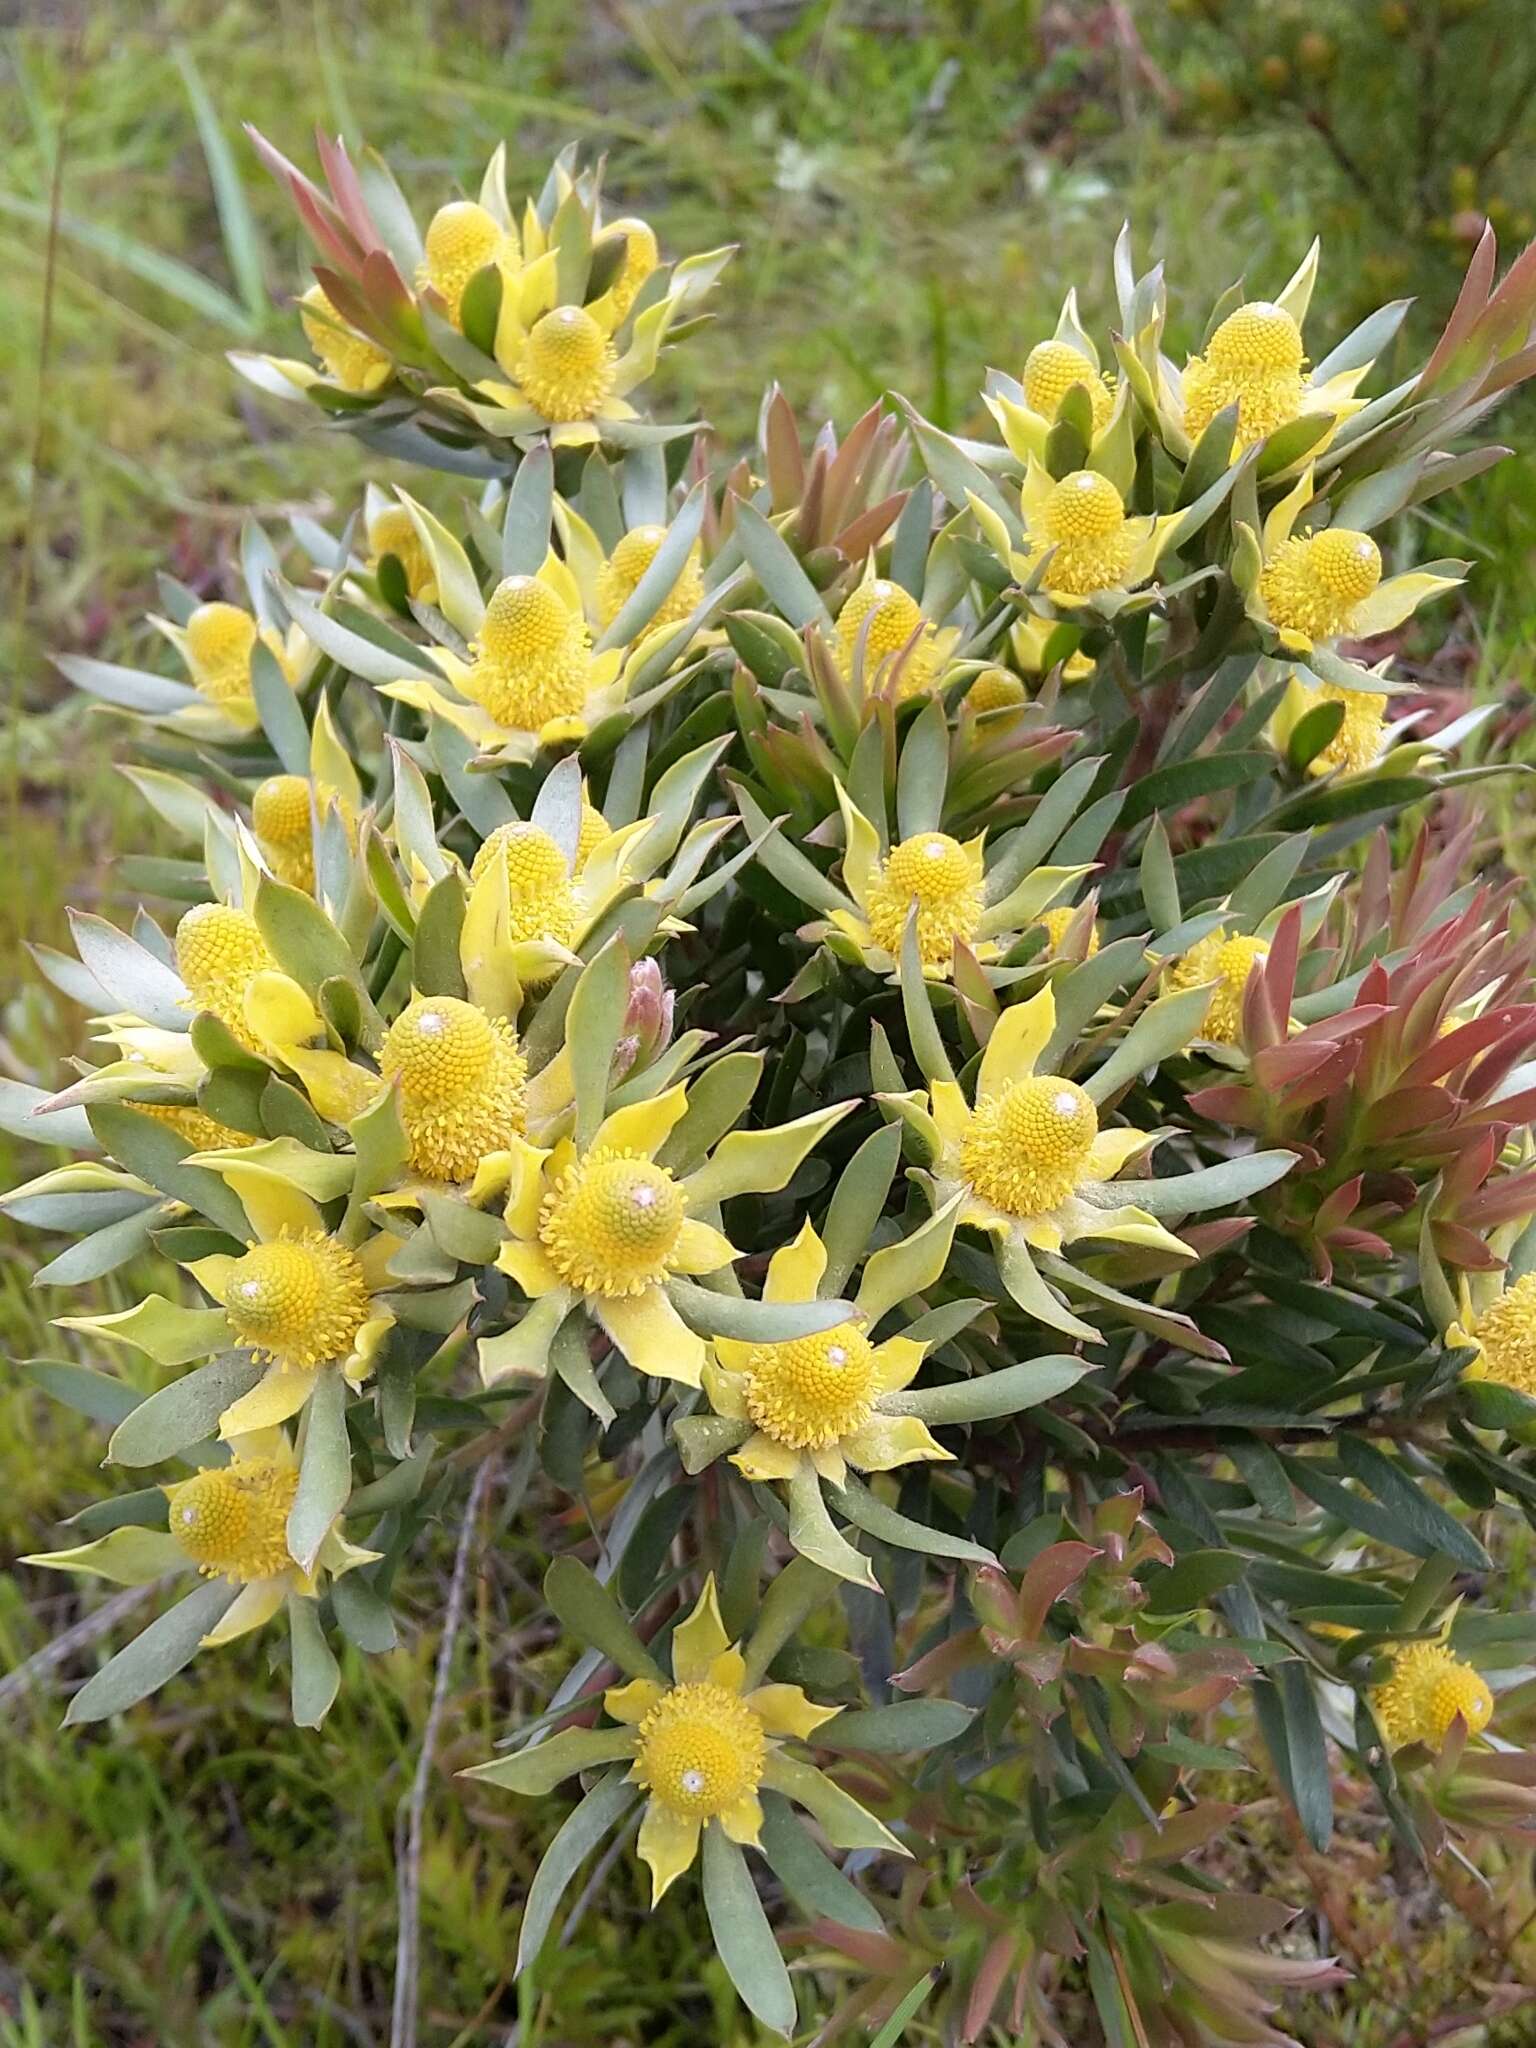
[
  {"x1": 596, "y1": 524, "x2": 704, "y2": 630},
  {"x1": 968, "y1": 665, "x2": 1028, "y2": 713},
  {"x1": 1033, "y1": 470, "x2": 1136, "y2": 597},
  {"x1": 175, "y1": 902, "x2": 277, "y2": 1047},
  {"x1": 635, "y1": 1680, "x2": 766, "y2": 1822},
  {"x1": 1184, "y1": 299, "x2": 1306, "y2": 450},
  {"x1": 469, "y1": 821, "x2": 580, "y2": 951},
  {"x1": 862, "y1": 830, "x2": 984, "y2": 971},
  {"x1": 165, "y1": 1454, "x2": 298, "y2": 1584},
  {"x1": 835, "y1": 577, "x2": 941, "y2": 697},
  {"x1": 139, "y1": 1103, "x2": 259, "y2": 1153},
  {"x1": 743, "y1": 1323, "x2": 877, "y2": 1450},
  {"x1": 298, "y1": 285, "x2": 391, "y2": 393},
  {"x1": 462, "y1": 574, "x2": 594, "y2": 732},
  {"x1": 368, "y1": 505, "x2": 436, "y2": 600},
  {"x1": 252, "y1": 774, "x2": 347, "y2": 892},
  {"x1": 1024, "y1": 337, "x2": 1114, "y2": 431},
  {"x1": 421, "y1": 199, "x2": 510, "y2": 320},
  {"x1": 539, "y1": 1149, "x2": 688, "y2": 1297},
  {"x1": 1372, "y1": 1638, "x2": 1493, "y2": 1750},
  {"x1": 221, "y1": 1229, "x2": 373, "y2": 1374},
  {"x1": 1454, "y1": 1272, "x2": 1536, "y2": 1396},
  {"x1": 183, "y1": 603, "x2": 259, "y2": 706},
  {"x1": 961, "y1": 1074, "x2": 1099, "y2": 1219},
  {"x1": 596, "y1": 216, "x2": 659, "y2": 317},
  {"x1": 513, "y1": 306, "x2": 616, "y2": 423},
  {"x1": 1261, "y1": 529, "x2": 1383, "y2": 642},
  {"x1": 1166, "y1": 927, "x2": 1269, "y2": 1045},
  {"x1": 1277, "y1": 676, "x2": 1390, "y2": 778},
  {"x1": 379, "y1": 994, "x2": 527, "y2": 1183},
  {"x1": 1035, "y1": 904, "x2": 1100, "y2": 957}
]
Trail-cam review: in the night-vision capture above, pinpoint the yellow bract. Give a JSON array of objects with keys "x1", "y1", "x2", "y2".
[
  {"x1": 165, "y1": 1456, "x2": 298, "y2": 1583},
  {"x1": 1167, "y1": 928, "x2": 1269, "y2": 1045},
  {"x1": 221, "y1": 1231, "x2": 373, "y2": 1373},
  {"x1": 379, "y1": 994, "x2": 528, "y2": 1183}
]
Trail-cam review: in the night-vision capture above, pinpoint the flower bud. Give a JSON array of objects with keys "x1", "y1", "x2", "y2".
[{"x1": 611, "y1": 959, "x2": 675, "y2": 1081}]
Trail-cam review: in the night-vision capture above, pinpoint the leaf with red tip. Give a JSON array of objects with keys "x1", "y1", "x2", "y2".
[{"x1": 1017, "y1": 1541, "x2": 1102, "y2": 1639}]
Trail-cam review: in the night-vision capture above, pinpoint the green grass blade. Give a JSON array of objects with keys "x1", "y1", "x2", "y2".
[{"x1": 172, "y1": 42, "x2": 268, "y2": 321}]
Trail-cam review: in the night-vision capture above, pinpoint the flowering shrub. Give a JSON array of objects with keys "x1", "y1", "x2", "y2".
[{"x1": 13, "y1": 130, "x2": 1536, "y2": 2041}]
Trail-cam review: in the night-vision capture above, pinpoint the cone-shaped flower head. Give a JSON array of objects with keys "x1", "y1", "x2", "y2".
[
  {"x1": 960, "y1": 1074, "x2": 1100, "y2": 1218},
  {"x1": 1032, "y1": 471, "x2": 1137, "y2": 597},
  {"x1": 1372, "y1": 1639, "x2": 1493, "y2": 1750},
  {"x1": 421, "y1": 199, "x2": 511, "y2": 321},
  {"x1": 175, "y1": 903, "x2": 277, "y2": 1049},
  {"x1": 1261, "y1": 529, "x2": 1383, "y2": 642},
  {"x1": 539, "y1": 1147, "x2": 689, "y2": 1297},
  {"x1": 463, "y1": 574, "x2": 594, "y2": 730},
  {"x1": 250, "y1": 774, "x2": 352, "y2": 892},
  {"x1": 596, "y1": 524, "x2": 703, "y2": 629},
  {"x1": 1184, "y1": 300, "x2": 1306, "y2": 451},
  {"x1": 1035, "y1": 905, "x2": 1100, "y2": 957},
  {"x1": 512, "y1": 306, "x2": 616, "y2": 422},
  {"x1": 221, "y1": 1231, "x2": 373, "y2": 1373},
  {"x1": 183, "y1": 603, "x2": 263, "y2": 707},
  {"x1": 863, "y1": 831, "x2": 984, "y2": 970},
  {"x1": 968, "y1": 665, "x2": 1029, "y2": 712},
  {"x1": 1452, "y1": 1272, "x2": 1536, "y2": 1394},
  {"x1": 1023, "y1": 337, "x2": 1114, "y2": 431},
  {"x1": 469, "y1": 822, "x2": 580, "y2": 951},
  {"x1": 1167, "y1": 928, "x2": 1269, "y2": 1045},
  {"x1": 836, "y1": 577, "x2": 941, "y2": 698},
  {"x1": 379, "y1": 994, "x2": 528, "y2": 1184},
  {"x1": 299, "y1": 285, "x2": 391, "y2": 393},
  {"x1": 368, "y1": 504, "x2": 437, "y2": 599},
  {"x1": 166, "y1": 1454, "x2": 299, "y2": 1583}
]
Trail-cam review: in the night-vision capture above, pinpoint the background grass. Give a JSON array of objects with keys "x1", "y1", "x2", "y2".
[{"x1": 3, "y1": 3, "x2": 1536, "y2": 2042}]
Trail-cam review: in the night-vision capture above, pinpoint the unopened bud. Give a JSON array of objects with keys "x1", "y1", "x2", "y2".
[{"x1": 611, "y1": 959, "x2": 675, "y2": 1081}]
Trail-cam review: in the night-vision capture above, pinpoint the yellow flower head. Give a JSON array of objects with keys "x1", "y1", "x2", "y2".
[
  {"x1": 960, "y1": 1074, "x2": 1098, "y2": 1220},
  {"x1": 379, "y1": 994, "x2": 528, "y2": 1183},
  {"x1": 165, "y1": 1455, "x2": 298, "y2": 1583},
  {"x1": 252, "y1": 775, "x2": 321, "y2": 890},
  {"x1": 139, "y1": 1103, "x2": 258, "y2": 1152},
  {"x1": 836, "y1": 578, "x2": 940, "y2": 697},
  {"x1": 176, "y1": 903, "x2": 277, "y2": 1048},
  {"x1": 743, "y1": 1323, "x2": 877, "y2": 1450},
  {"x1": 1261, "y1": 529, "x2": 1383, "y2": 643},
  {"x1": 421, "y1": 199, "x2": 509, "y2": 320},
  {"x1": 634, "y1": 1681, "x2": 767, "y2": 1822},
  {"x1": 1032, "y1": 470, "x2": 1136, "y2": 597},
  {"x1": 576, "y1": 799, "x2": 610, "y2": 870},
  {"x1": 513, "y1": 306, "x2": 616, "y2": 422},
  {"x1": 463, "y1": 575, "x2": 593, "y2": 731},
  {"x1": 468, "y1": 822, "x2": 580, "y2": 950},
  {"x1": 299, "y1": 285, "x2": 391, "y2": 393},
  {"x1": 221, "y1": 1230, "x2": 372, "y2": 1373},
  {"x1": 1291, "y1": 678, "x2": 1389, "y2": 777},
  {"x1": 368, "y1": 505, "x2": 437, "y2": 599},
  {"x1": 596, "y1": 524, "x2": 704, "y2": 629},
  {"x1": 1184, "y1": 300, "x2": 1306, "y2": 450},
  {"x1": 968, "y1": 665, "x2": 1028, "y2": 713},
  {"x1": 1023, "y1": 337, "x2": 1114, "y2": 431},
  {"x1": 538, "y1": 1149, "x2": 688, "y2": 1297},
  {"x1": 1167, "y1": 927, "x2": 1270, "y2": 1045},
  {"x1": 1035, "y1": 905, "x2": 1100, "y2": 956},
  {"x1": 1460, "y1": 1273, "x2": 1536, "y2": 1395},
  {"x1": 598, "y1": 216, "x2": 659, "y2": 318},
  {"x1": 863, "y1": 831, "x2": 983, "y2": 971},
  {"x1": 1372, "y1": 1639, "x2": 1493, "y2": 1750},
  {"x1": 183, "y1": 603, "x2": 259, "y2": 707}
]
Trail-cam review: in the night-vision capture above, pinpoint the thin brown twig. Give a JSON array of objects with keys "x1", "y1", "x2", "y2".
[{"x1": 391, "y1": 1453, "x2": 498, "y2": 2048}]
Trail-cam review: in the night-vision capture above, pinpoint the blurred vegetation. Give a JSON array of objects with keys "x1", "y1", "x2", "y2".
[{"x1": 2, "y1": 2, "x2": 1535, "y2": 2041}]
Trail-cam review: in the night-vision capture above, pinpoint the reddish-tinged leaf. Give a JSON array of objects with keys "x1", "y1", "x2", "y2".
[
  {"x1": 962, "y1": 1933, "x2": 1019, "y2": 2044},
  {"x1": 795, "y1": 445, "x2": 829, "y2": 551},
  {"x1": 1460, "y1": 1165, "x2": 1536, "y2": 1229},
  {"x1": 1358, "y1": 1084, "x2": 1456, "y2": 1145},
  {"x1": 823, "y1": 402, "x2": 887, "y2": 532},
  {"x1": 1437, "y1": 1125, "x2": 1500, "y2": 1207},
  {"x1": 762, "y1": 388, "x2": 804, "y2": 508},
  {"x1": 1433, "y1": 1219, "x2": 1505, "y2": 1270},
  {"x1": 1185, "y1": 1082, "x2": 1256, "y2": 1124},
  {"x1": 833, "y1": 490, "x2": 908, "y2": 563},
  {"x1": 293, "y1": 181, "x2": 366, "y2": 281},
  {"x1": 1421, "y1": 223, "x2": 1500, "y2": 390},
  {"x1": 1017, "y1": 1541, "x2": 1102, "y2": 1638},
  {"x1": 315, "y1": 130, "x2": 384, "y2": 258},
  {"x1": 891, "y1": 1627, "x2": 986, "y2": 1693},
  {"x1": 311, "y1": 266, "x2": 398, "y2": 353},
  {"x1": 1126, "y1": 1801, "x2": 1241, "y2": 1864},
  {"x1": 1328, "y1": 1226, "x2": 1391, "y2": 1260},
  {"x1": 245, "y1": 124, "x2": 344, "y2": 235},
  {"x1": 1314, "y1": 1174, "x2": 1364, "y2": 1233},
  {"x1": 804, "y1": 1920, "x2": 908, "y2": 1973}
]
